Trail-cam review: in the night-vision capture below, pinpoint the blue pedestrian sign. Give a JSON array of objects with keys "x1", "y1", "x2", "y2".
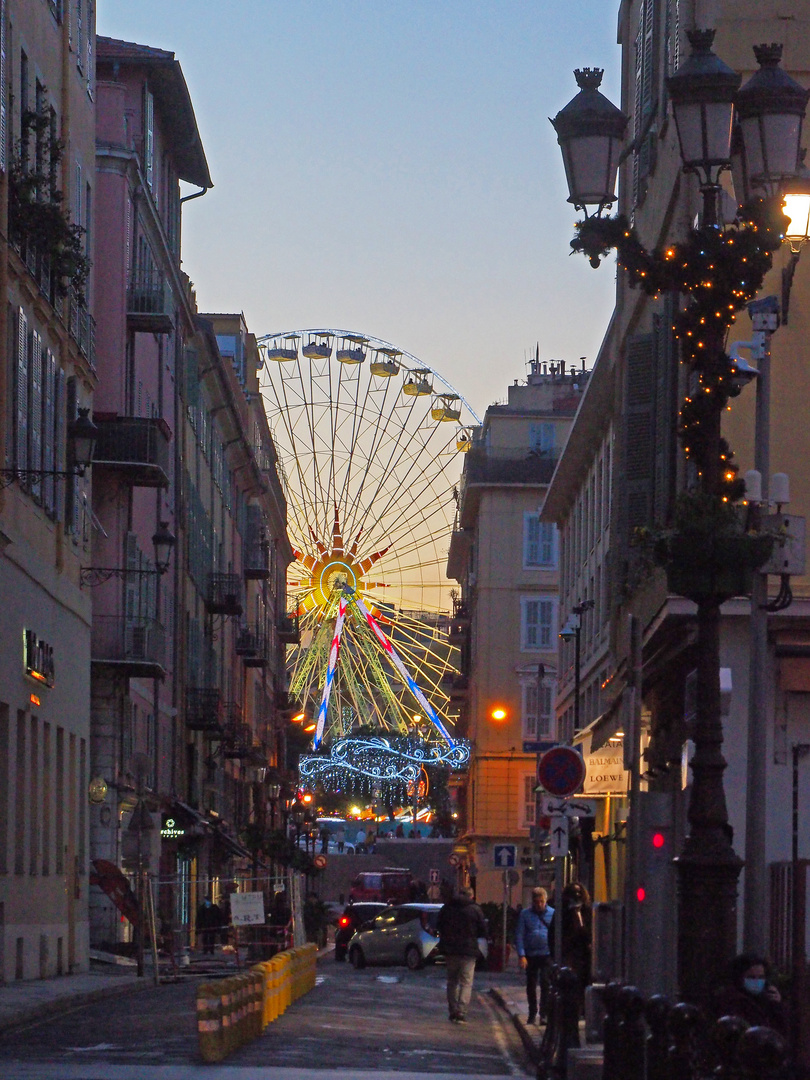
[{"x1": 493, "y1": 844, "x2": 517, "y2": 868}]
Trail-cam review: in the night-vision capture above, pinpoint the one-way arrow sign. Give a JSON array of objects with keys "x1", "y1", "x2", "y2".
[
  {"x1": 549, "y1": 815, "x2": 569, "y2": 857},
  {"x1": 539, "y1": 796, "x2": 598, "y2": 818},
  {"x1": 493, "y1": 844, "x2": 517, "y2": 868}
]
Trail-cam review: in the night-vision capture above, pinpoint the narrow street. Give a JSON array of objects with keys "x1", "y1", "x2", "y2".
[{"x1": 0, "y1": 958, "x2": 532, "y2": 1080}]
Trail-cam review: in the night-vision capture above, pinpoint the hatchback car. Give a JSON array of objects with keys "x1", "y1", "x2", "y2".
[
  {"x1": 348, "y1": 903, "x2": 443, "y2": 971},
  {"x1": 334, "y1": 902, "x2": 388, "y2": 962}
]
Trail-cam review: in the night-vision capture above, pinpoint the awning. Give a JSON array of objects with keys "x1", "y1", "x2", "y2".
[
  {"x1": 575, "y1": 687, "x2": 625, "y2": 754},
  {"x1": 166, "y1": 799, "x2": 257, "y2": 864}
]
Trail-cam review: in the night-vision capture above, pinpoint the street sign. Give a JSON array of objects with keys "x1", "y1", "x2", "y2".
[
  {"x1": 503, "y1": 869, "x2": 520, "y2": 888},
  {"x1": 539, "y1": 796, "x2": 598, "y2": 818},
  {"x1": 537, "y1": 746, "x2": 587, "y2": 797},
  {"x1": 230, "y1": 891, "x2": 266, "y2": 927},
  {"x1": 313, "y1": 853, "x2": 328, "y2": 869},
  {"x1": 448, "y1": 852, "x2": 461, "y2": 867},
  {"x1": 549, "y1": 815, "x2": 569, "y2": 857},
  {"x1": 429, "y1": 868, "x2": 440, "y2": 884},
  {"x1": 493, "y1": 844, "x2": 517, "y2": 868}
]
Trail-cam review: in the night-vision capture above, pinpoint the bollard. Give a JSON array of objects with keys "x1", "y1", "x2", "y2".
[
  {"x1": 668, "y1": 1001, "x2": 702, "y2": 1080},
  {"x1": 251, "y1": 968, "x2": 263, "y2": 1038},
  {"x1": 645, "y1": 994, "x2": 672, "y2": 1080},
  {"x1": 197, "y1": 981, "x2": 224, "y2": 1063},
  {"x1": 738, "y1": 1026, "x2": 789, "y2": 1080},
  {"x1": 549, "y1": 967, "x2": 583, "y2": 1079},
  {"x1": 713, "y1": 1014, "x2": 748, "y2": 1080},
  {"x1": 601, "y1": 981, "x2": 624, "y2": 1080},
  {"x1": 617, "y1": 985, "x2": 645, "y2": 1080}
]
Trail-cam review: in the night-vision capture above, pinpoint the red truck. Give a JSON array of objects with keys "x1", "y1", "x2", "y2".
[{"x1": 348, "y1": 868, "x2": 413, "y2": 904}]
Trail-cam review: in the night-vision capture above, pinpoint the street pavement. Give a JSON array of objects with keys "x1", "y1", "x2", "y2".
[{"x1": 0, "y1": 949, "x2": 534, "y2": 1080}]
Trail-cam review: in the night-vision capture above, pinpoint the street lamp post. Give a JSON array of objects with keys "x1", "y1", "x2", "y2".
[
  {"x1": 551, "y1": 29, "x2": 808, "y2": 1002},
  {"x1": 559, "y1": 600, "x2": 594, "y2": 737}
]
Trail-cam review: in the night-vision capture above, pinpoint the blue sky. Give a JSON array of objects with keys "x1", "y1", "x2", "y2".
[{"x1": 98, "y1": 0, "x2": 621, "y2": 416}]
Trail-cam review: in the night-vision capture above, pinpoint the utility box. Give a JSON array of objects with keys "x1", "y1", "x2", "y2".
[
  {"x1": 761, "y1": 514, "x2": 806, "y2": 576},
  {"x1": 592, "y1": 900, "x2": 623, "y2": 983}
]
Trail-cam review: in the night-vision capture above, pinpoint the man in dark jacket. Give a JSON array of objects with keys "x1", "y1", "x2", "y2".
[{"x1": 437, "y1": 886, "x2": 487, "y2": 1023}]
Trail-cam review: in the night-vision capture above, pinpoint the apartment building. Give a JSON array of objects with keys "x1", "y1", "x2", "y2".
[{"x1": 0, "y1": 0, "x2": 97, "y2": 981}]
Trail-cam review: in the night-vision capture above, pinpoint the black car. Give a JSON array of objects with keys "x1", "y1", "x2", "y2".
[{"x1": 334, "y1": 902, "x2": 388, "y2": 961}]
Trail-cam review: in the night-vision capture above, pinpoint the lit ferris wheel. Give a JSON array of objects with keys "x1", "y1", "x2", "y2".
[{"x1": 258, "y1": 330, "x2": 478, "y2": 794}]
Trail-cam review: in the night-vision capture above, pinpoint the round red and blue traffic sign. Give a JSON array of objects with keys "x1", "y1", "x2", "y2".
[{"x1": 537, "y1": 746, "x2": 586, "y2": 797}]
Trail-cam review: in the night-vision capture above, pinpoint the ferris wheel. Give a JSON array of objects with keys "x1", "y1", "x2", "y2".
[{"x1": 258, "y1": 330, "x2": 478, "y2": 792}]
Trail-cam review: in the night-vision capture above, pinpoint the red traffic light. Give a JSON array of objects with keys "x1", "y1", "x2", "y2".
[
  {"x1": 339, "y1": 916, "x2": 350, "y2": 926},
  {"x1": 652, "y1": 831, "x2": 666, "y2": 849},
  {"x1": 636, "y1": 887, "x2": 646, "y2": 902}
]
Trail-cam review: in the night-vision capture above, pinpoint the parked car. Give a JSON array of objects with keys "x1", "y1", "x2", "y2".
[
  {"x1": 348, "y1": 902, "x2": 490, "y2": 971},
  {"x1": 348, "y1": 902, "x2": 443, "y2": 971},
  {"x1": 348, "y1": 868, "x2": 413, "y2": 904},
  {"x1": 334, "y1": 901, "x2": 389, "y2": 962}
]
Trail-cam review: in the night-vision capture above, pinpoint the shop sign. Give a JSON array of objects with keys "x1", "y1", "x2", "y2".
[
  {"x1": 24, "y1": 629, "x2": 55, "y2": 687},
  {"x1": 161, "y1": 814, "x2": 187, "y2": 839},
  {"x1": 581, "y1": 747, "x2": 628, "y2": 795}
]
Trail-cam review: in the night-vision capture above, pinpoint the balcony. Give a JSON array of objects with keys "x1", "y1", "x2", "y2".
[
  {"x1": 206, "y1": 573, "x2": 243, "y2": 616},
  {"x1": 277, "y1": 613, "x2": 300, "y2": 644},
  {"x1": 222, "y1": 720, "x2": 253, "y2": 760},
  {"x1": 245, "y1": 507, "x2": 271, "y2": 579},
  {"x1": 186, "y1": 687, "x2": 223, "y2": 733},
  {"x1": 464, "y1": 447, "x2": 559, "y2": 486},
  {"x1": 92, "y1": 416, "x2": 171, "y2": 488},
  {"x1": 448, "y1": 599, "x2": 470, "y2": 643},
  {"x1": 126, "y1": 271, "x2": 174, "y2": 334},
  {"x1": 91, "y1": 616, "x2": 166, "y2": 679},
  {"x1": 235, "y1": 626, "x2": 269, "y2": 668}
]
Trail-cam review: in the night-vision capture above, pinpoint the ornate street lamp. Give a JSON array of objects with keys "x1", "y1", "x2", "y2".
[
  {"x1": 0, "y1": 406, "x2": 97, "y2": 488},
  {"x1": 552, "y1": 27, "x2": 808, "y2": 1004},
  {"x1": 666, "y1": 29, "x2": 740, "y2": 224},
  {"x1": 736, "y1": 44, "x2": 810, "y2": 199},
  {"x1": 550, "y1": 68, "x2": 628, "y2": 218},
  {"x1": 81, "y1": 521, "x2": 176, "y2": 587}
]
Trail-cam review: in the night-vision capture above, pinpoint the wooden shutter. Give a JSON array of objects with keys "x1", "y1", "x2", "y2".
[
  {"x1": 54, "y1": 367, "x2": 64, "y2": 521},
  {"x1": 144, "y1": 87, "x2": 154, "y2": 191},
  {"x1": 0, "y1": 0, "x2": 7, "y2": 172},
  {"x1": 42, "y1": 348, "x2": 56, "y2": 514},
  {"x1": 30, "y1": 330, "x2": 42, "y2": 500},
  {"x1": 65, "y1": 377, "x2": 78, "y2": 534},
  {"x1": 653, "y1": 294, "x2": 679, "y2": 525},
  {"x1": 15, "y1": 308, "x2": 28, "y2": 473},
  {"x1": 624, "y1": 333, "x2": 655, "y2": 538}
]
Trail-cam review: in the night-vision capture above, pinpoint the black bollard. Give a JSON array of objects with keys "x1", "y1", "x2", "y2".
[
  {"x1": 601, "y1": 982, "x2": 624, "y2": 1080},
  {"x1": 712, "y1": 1015, "x2": 748, "y2": 1080},
  {"x1": 538, "y1": 966, "x2": 561, "y2": 1080},
  {"x1": 738, "y1": 1027, "x2": 789, "y2": 1080},
  {"x1": 645, "y1": 994, "x2": 672, "y2": 1080},
  {"x1": 549, "y1": 967, "x2": 582, "y2": 1079},
  {"x1": 618, "y1": 986, "x2": 646, "y2": 1080},
  {"x1": 667, "y1": 1002, "x2": 703, "y2": 1080}
]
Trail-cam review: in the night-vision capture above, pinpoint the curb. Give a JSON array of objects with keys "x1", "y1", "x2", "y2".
[
  {"x1": 0, "y1": 976, "x2": 150, "y2": 1036},
  {"x1": 489, "y1": 986, "x2": 541, "y2": 1065}
]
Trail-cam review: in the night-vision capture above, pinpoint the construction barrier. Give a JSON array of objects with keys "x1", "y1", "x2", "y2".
[{"x1": 197, "y1": 944, "x2": 318, "y2": 1062}]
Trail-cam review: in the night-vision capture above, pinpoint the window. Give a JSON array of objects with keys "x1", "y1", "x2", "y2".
[
  {"x1": 524, "y1": 514, "x2": 557, "y2": 567},
  {"x1": 529, "y1": 422, "x2": 555, "y2": 455},
  {"x1": 522, "y1": 680, "x2": 555, "y2": 741},
  {"x1": 521, "y1": 774, "x2": 536, "y2": 829},
  {"x1": 143, "y1": 87, "x2": 155, "y2": 193},
  {"x1": 521, "y1": 597, "x2": 556, "y2": 651}
]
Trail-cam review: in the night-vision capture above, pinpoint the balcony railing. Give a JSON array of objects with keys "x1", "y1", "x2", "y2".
[
  {"x1": 244, "y1": 537, "x2": 270, "y2": 580},
  {"x1": 463, "y1": 447, "x2": 559, "y2": 486},
  {"x1": 206, "y1": 573, "x2": 243, "y2": 616},
  {"x1": 277, "y1": 613, "x2": 300, "y2": 644},
  {"x1": 91, "y1": 616, "x2": 166, "y2": 678},
  {"x1": 92, "y1": 416, "x2": 171, "y2": 488},
  {"x1": 235, "y1": 626, "x2": 269, "y2": 668},
  {"x1": 126, "y1": 271, "x2": 174, "y2": 334},
  {"x1": 186, "y1": 687, "x2": 222, "y2": 733}
]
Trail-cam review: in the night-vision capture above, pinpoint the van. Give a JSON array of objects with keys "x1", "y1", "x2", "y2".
[{"x1": 349, "y1": 868, "x2": 413, "y2": 905}]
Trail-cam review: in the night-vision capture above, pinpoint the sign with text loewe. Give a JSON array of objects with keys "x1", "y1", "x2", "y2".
[{"x1": 581, "y1": 747, "x2": 628, "y2": 795}]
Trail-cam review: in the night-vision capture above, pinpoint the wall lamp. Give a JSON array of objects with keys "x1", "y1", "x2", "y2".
[
  {"x1": 80, "y1": 522, "x2": 176, "y2": 587},
  {"x1": 0, "y1": 408, "x2": 97, "y2": 489}
]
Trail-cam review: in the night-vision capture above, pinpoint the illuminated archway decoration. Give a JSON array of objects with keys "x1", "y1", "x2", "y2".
[{"x1": 299, "y1": 734, "x2": 470, "y2": 796}]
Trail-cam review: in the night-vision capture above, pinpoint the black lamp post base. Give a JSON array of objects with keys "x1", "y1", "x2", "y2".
[{"x1": 675, "y1": 849, "x2": 743, "y2": 1005}]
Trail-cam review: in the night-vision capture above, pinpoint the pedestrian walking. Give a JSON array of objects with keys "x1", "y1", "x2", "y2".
[
  {"x1": 319, "y1": 826, "x2": 330, "y2": 854},
  {"x1": 436, "y1": 885, "x2": 487, "y2": 1024},
  {"x1": 335, "y1": 826, "x2": 345, "y2": 853},
  {"x1": 515, "y1": 886, "x2": 555, "y2": 1025}
]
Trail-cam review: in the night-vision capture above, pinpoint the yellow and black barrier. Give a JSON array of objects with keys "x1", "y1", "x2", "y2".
[{"x1": 197, "y1": 943, "x2": 318, "y2": 1062}]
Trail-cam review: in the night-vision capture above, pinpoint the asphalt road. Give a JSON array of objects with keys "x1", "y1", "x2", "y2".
[{"x1": 0, "y1": 958, "x2": 532, "y2": 1080}]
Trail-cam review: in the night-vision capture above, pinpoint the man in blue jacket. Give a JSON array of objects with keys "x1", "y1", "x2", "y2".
[{"x1": 515, "y1": 886, "x2": 555, "y2": 1024}]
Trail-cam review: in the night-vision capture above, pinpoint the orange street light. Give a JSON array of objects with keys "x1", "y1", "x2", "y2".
[{"x1": 490, "y1": 706, "x2": 508, "y2": 722}]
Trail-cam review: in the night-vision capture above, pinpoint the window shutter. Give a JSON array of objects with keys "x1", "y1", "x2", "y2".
[
  {"x1": 42, "y1": 348, "x2": 55, "y2": 514},
  {"x1": 65, "y1": 377, "x2": 79, "y2": 535},
  {"x1": 144, "y1": 87, "x2": 154, "y2": 191},
  {"x1": 76, "y1": 0, "x2": 83, "y2": 70},
  {"x1": 624, "y1": 333, "x2": 655, "y2": 539},
  {"x1": 540, "y1": 522, "x2": 556, "y2": 566},
  {"x1": 523, "y1": 683, "x2": 539, "y2": 739},
  {"x1": 74, "y1": 161, "x2": 82, "y2": 228},
  {"x1": 184, "y1": 346, "x2": 199, "y2": 408},
  {"x1": 30, "y1": 330, "x2": 42, "y2": 500},
  {"x1": 525, "y1": 514, "x2": 541, "y2": 565},
  {"x1": 85, "y1": 3, "x2": 93, "y2": 96},
  {"x1": 0, "y1": 0, "x2": 7, "y2": 173},
  {"x1": 15, "y1": 308, "x2": 28, "y2": 473},
  {"x1": 124, "y1": 532, "x2": 139, "y2": 623},
  {"x1": 54, "y1": 367, "x2": 64, "y2": 521}
]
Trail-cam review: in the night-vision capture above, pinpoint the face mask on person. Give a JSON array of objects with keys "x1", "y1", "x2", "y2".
[{"x1": 743, "y1": 977, "x2": 766, "y2": 995}]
